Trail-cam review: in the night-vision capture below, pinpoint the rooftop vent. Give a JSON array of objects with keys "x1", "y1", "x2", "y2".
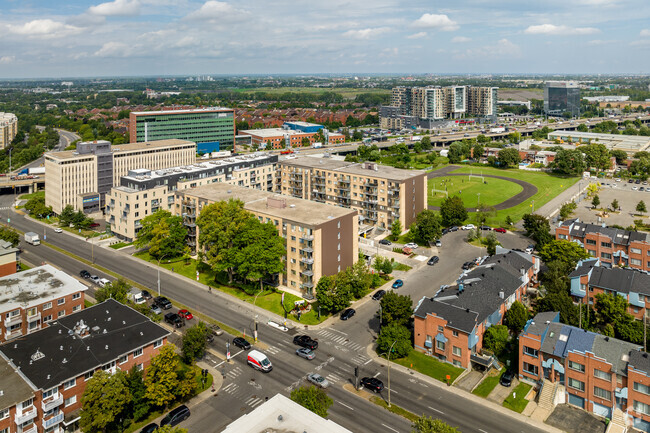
[
  {"x1": 499, "y1": 291, "x2": 504, "y2": 299},
  {"x1": 30, "y1": 349, "x2": 45, "y2": 362},
  {"x1": 73, "y1": 320, "x2": 91, "y2": 338},
  {"x1": 605, "y1": 337, "x2": 610, "y2": 341}
]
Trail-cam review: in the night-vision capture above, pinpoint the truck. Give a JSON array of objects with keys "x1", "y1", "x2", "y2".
[
  {"x1": 410, "y1": 136, "x2": 422, "y2": 142},
  {"x1": 127, "y1": 288, "x2": 145, "y2": 304},
  {"x1": 24, "y1": 232, "x2": 40, "y2": 246},
  {"x1": 17, "y1": 167, "x2": 44, "y2": 176},
  {"x1": 247, "y1": 350, "x2": 273, "y2": 372},
  {"x1": 490, "y1": 127, "x2": 506, "y2": 134},
  {"x1": 312, "y1": 142, "x2": 323, "y2": 148}
]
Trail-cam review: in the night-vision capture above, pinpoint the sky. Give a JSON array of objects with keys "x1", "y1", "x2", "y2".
[{"x1": 0, "y1": 0, "x2": 649, "y2": 78}]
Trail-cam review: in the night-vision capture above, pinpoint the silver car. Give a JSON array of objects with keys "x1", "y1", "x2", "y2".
[
  {"x1": 296, "y1": 347, "x2": 315, "y2": 360},
  {"x1": 307, "y1": 373, "x2": 329, "y2": 388},
  {"x1": 150, "y1": 304, "x2": 162, "y2": 315}
]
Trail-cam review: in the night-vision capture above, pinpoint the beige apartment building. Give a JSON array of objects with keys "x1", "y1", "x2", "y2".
[
  {"x1": 275, "y1": 157, "x2": 427, "y2": 231},
  {"x1": 45, "y1": 139, "x2": 196, "y2": 215},
  {"x1": 176, "y1": 183, "x2": 358, "y2": 296},
  {"x1": 106, "y1": 153, "x2": 277, "y2": 241},
  {"x1": 0, "y1": 113, "x2": 18, "y2": 149},
  {"x1": 467, "y1": 87, "x2": 499, "y2": 117}
]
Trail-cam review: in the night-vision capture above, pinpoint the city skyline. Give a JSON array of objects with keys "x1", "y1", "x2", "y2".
[{"x1": 0, "y1": 0, "x2": 648, "y2": 78}]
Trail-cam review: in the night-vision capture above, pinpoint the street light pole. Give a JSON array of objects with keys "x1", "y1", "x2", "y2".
[
  {"x1": 156, "y1": 254, "x2": 170, "y2": 296},
  {"x1": 387, "y1": 340, "x2": 397, "y2": 408},
  {"x1": 253, "y1": 288, "x2": 263, "y2": 343}
]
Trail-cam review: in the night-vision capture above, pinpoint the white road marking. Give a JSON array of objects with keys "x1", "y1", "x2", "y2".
[
  {"x1": 382, "y1": 424, "x2": 400, "y2": 433},
  {"x1": 478, "y1": 429, "x2": 488, "y2": 433},
  {"x1": 337, "y1": 401, "x2": 354, "y2": 410},
  {"x1": 389, "y1": 389, "x2": 398, "y2": 394},
  {"x1": 373, "y1": 372, "x2": 381, "y2": 378},
  {"x1": 330, "y1": 328, "x2": 348, "y2": 336},
  {"x1": 428, "y1": 406, "x2": 444, "y2": 414},
  {"x1": 364, "y1": 358, "x2": 373, "y2": 365}
]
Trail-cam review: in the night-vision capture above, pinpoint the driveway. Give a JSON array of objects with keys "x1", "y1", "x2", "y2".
[
  {"x1": 545, "y1": 404, "x2": 607, "y2": 433},
  {"x1": 455, "y1": 370, "x2": 484, "y2": 392},
  {"x1": 487, "y1": 377, "x2": 519, "y2": 404}
]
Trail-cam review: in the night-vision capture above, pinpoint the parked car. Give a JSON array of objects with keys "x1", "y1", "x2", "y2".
[
  {"x1": 361, "y1": 377, "x2": 384, "y2": 393},
  {"x1": 54, "y1": 228, "x2": 62, "y2": 233},
  {"x1": 494, "y1": 228, "x2": 507, "y2": 233},
  {"x1": 340, "y1": 308, "x2": 356, "y2": 320},
  {"x1": 462, "y1": 224, "x2": 475, "y2": 230},
  {"x1": 154, "y1": 296, "x2": 172, "y2": 310},
  {"x1": 435, "y1": 239, "x2": 442, "y2": 247},
  {"x1": 462, "y1": 261, "x2": 476, "y2": 270},
  {"x1": 97, "y1": 278, "x2": 110, "y2": 288},
  {"x1": 160, "y1": 405, "x2": 190, "y2": 427},
  {"x1": 140, "y1": 290, "x2": 152, "y2": 300},
  {"x1": 296, "y1": 347, "x2": 316, "y2": 360},
  {"x1": 140, "y1": 424, "x2": 158, "y2": 433},
  {"x1": 209, "y1": 324, "x2": 224, "y2": 336},
  {"x1": 427, "y1": 256, "x2": 439, "y2": 266},
  {"x1": 164, "y1": 313, "x2": 184, "y2": 328},
  {"x1": 89, "y1": 222, "x2": 101, "y2": 228},
  {"x1": 404, "y1": 242, "x2": 418, "y2": 249},
  {"x1": 480, "y1": 225, "x2": 492, "y2": 231},
  {"x1": 441, "y1": 228, "x2": 449, "y2": 236},
  {"x1": 150, "y1": 304, "x2": 162, "y2": 315},
  {"x1": 89, "y1": 275, "x2": 100, "y2": 284},
  {"x1": 392, "y1": 279, "x2": 404, "y2": 289},
  {"x1": 449, "y1": 226, "x2": 459, "y2": 232},
  {"x1": 293, "y1": 335, "x2": 319, "y2": 350},
  {"x1": 525, "y1": 245, "x2": 534, "y2": 254},
  {"x1": 177, "y1": 309, "x2": 193, "y2": 320},
  {"x1": 379, "y1": 239, "x2": 392, "y2": 246},
  {"x1": 500, "y1": 370, "x2": 515, "y2": 387},
  {"x1": 372, "y1": 289, "x2": 386, "y2": 301},
  {"x1": 233, "y1": 337, "x2": 251, "y2": 350},
  {"x1": 307, "y1": 373, "x2": 329, "y2": 388},
  {"x1": 79, "y1": 270, "x2": 91, "y2": 279}
]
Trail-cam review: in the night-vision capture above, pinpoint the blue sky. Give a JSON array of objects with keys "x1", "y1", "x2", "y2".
[{"x1": 0, "y1": 0, "x2": 649, "y2": 78}]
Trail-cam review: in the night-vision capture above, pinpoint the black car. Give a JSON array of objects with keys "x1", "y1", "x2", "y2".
[
  {"x1": 372, "y1": 289, "x2": 386, "y2": 301},
  {"x1": 636, "y1": 179, "x2": 641, "y2": 184},
  {"x1": 629, "y1": 179, "x2": 634, "y2": 183},
  {"x1": 500, "y1": 370, "x2": 515, "y2": 387},
  {"x1": 160, "y1": 405, "x2": 190, "y2": 427},
  {"x1": 449, "y1": 226, "x2": 459, "y2": 232},
  {"x1": 164, "y1": 313, "x2": 184, "y2": 328},
  {"x1": 154, "y1": 296, "x2": 172, "y2": 310},
  {"x1": 480, "y1": 225, "x2": 492, "y2": 231},
  {"x1": 140, "y1": 424, "x2": 158, "y2": 433},
  {"x1": 293, "y1": 335, "x2": 318, "y2": 350},
  {"x1": 441, "y1": 228, "x2": 449, "y2": 236},
  {"x1": 462, "y1": 261, "x2": 476, "y2": 270},
  {"x1": 361, "y1": 377, "x2": 384, "y2": 393},
  {"x1": 340, "y1": 308, "x2": 356, "y2": 320},
  {"x1": 140, "y1": 290, "x2": 152, "y2": 300},
  {"x1": 79, "y1": 270, "x2": 91, "y2": 279},
  {"x1": 378, "y1": 239, "x2": 392, "y2": 246},
  {"x1": 233, "y1": 337, "x2": 251, "y2": 350},
  {"x1": 427, "y1": 256, "x2": 439, "y2": 266}
]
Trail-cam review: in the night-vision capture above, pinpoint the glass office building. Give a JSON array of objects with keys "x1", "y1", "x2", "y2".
[{"x1": 544, "y1": 81, "x2": 581, "y2": 117}]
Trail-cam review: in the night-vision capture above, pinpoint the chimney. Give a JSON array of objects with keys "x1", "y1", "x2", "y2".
[
  {"x1": 499, "y1": 291, "x2": 504, "y2": 299},
  {"x1": 520, "y1": 267, "x2": 525, "y2": 276}
]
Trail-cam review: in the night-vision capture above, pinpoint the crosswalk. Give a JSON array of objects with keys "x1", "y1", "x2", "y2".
[
  {"x1": 325, "y1": 372, "x2": 344, "y2": 384},
  {"x1": 221, "y1": 383, "x2": 265, "y2": 408},
  {"x1": 0, "y1": 207, "x2": 10, "y2": 211},
  {"x1": 266, "y1": 346, "x2": 281, "y2": 355},
  {"x1": 316, "y1": 329, "x2": 365, "y2": 352},
  {"x1": 225, "y1": 366, "x2": 243, "y2": 380}
]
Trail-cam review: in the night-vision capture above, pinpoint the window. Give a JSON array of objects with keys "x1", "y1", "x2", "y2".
[
  {"x1": 588, "y1": 250, "x2": 596, "y2": 257},
  {"x1": 523, "y1": 362, "x2": 539, "y2": 376},
  {"x1": 137, "y1": 363, "x2": 144, "y2": 371},
  {"x1": 43, "y1": 315, "x2": 52, "y2": 322},
  {"x1": 73, "y1": 293, "x2": 81, "y2": 300},
  {"x1": 568, "y1": 360, "x2": 585, "y2": 373},
  {"x1": 568, "y1": 378, "x2": 585, "y2": 392},
  {"x1": 634, "y1": 382, "x2": 650, "y2": 396},
  {"x1": 58, "y1": 310, "x2": 65, "y2": 318},
  {"x1": 133, "y1": 348, "x2": 143, "y2": 358},
  {"x1": 438, "y1": 326, "x2": 444, "y2": 332},
  {"x1": 436, "y1": 340, "x2": 445, "y2": 351},
  {"x1": 21, "y1": 398, "x2": 33, "y2": 410},
  {"x1": 57, "y1": 298, "x2": 65, "y2": 305},
  {"x1": 635, "y1": 400, "x2": 650, "y2": 416},
  {"x1": 559, "y1": 234, "x2": 568, "y2": 240},
  {"x1": 632, "y1": 258, "x2": 642, "y2": 266},
  {"x1": 523, "y1": 346, "x2": 539, "y2": 358},
  {"x1": 154, "y1": 339, "x2": 163, "y2": 349},
  {"x1": 632, "y1": 248, "x2": 642, "y2": 254},
  {"x1": 594, "y1": 386, "x2": 611, "y2": 401},
  {"x1": 452, "y1": 330, "x2": 459, "y2": 337},
  {"x1": 64, "y1": 378, "x2": 75, "y2": 390},
  {"x1": 73, "y1": 305, "x2": 81, "y2": 312},
  {"x1": 0, "y1": 409, "x2": 8, "y2": 420},
  {"x1": 601, "y1": 242, "x2": 612, "y2": 248},
  {"x1": 594, "y1": 369, "x2": 612, "y2": 382},
  {"x1": 42, "y1": 387, "x2": 57, "y2": 399},
  {"x1": 586, "y1": 239, "x2": 597, "y2": 245},
  {"x1": 453, "y1": 360, "x2": 462, "y2": 367},
  {"x1": 84, "y1": 371, "x2": 94, "y2": 381},
  {"x1": 65, "y1": 396, "x2": 76, "y2": 407},
  {"x1": 601, "y1": 252, "x2": 612, "y2": 260},
  {"x1": 453, "y1": 346, "x2": 462, "y2": 357},
  {"x1": 43, "y1": 302, "x2": 52, "y2": 310}
]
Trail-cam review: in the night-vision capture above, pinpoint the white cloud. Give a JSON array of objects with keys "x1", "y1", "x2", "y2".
[
  {"x1": 587, "y1": 39, "x2": 614, "y2": 45},
  {"x1": 342, "y1": 27, "x2": 390, "y2": 40},
  {"x1": 88, "y1": 0, "x2": 140, "y2": 16},
  {"x1": 407, "y1": 32, "x2": 427, "y2": 39},
  {"x1": 6, "y1": 19, "x2": 83, "y2": 38},
  {"x1": 451, "y1": 36, "x2": 471, "y2": 43},
  {"x1": 94, "y1": 41, "x2": 134, "y2": 57},
  {"x1": 524, "y1": 24, "x2": 600, "y2": 35},
  {"x1": 457, "y1": 38, "x2": 521, "y2": 59},
  {"x1": 413, "y1": 13, "x2": 458, "y2": 31},
  {"x1": 0, "y1": 56, "x2": 15, "y2": 64},
  {"x1": 185, "y1": 1, "x2": 246, "y2": 21},
  {"x1": 640, "y1": 29, "x2": 650, "y2": 37}
]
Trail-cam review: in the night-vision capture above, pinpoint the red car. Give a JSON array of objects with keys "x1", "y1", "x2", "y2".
[
  {"x1": 494, "y1": 228, "x2": 507, "y2": 233},
  {"x1": 177, "y1": 309, "x2": 193, "y2": 320}
]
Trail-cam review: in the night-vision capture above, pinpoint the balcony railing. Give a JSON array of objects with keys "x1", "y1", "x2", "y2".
[
  {"x1": 300, "y1": 257, "x2": 314, "y2": 265},
  {"x1": 4, "y1": 314, "x2": 21, "y2": 328},
  {"x1": 182, "y1": 202, "x2": 196, "y2": 209},
  {"x1": 15, "y1": 407, "x2": 37, "y2": 425},
  {"x1": 300, "y1": 270, "x2": 314, "y2": 277},
  {"x1": 300, "y1": 282, "x2": 314, "y2": 289},
  {"x1": 26, "y1": 312, "x2": 41, "y2": 323},
  {"x1": 42, "y1": 394, "x2": 64, "y2": 412},
  {"x1": 21, "y1": 425, "x2": 37, "y2": 433},
  {"x1": 300, "y1": 246, "x2": 313, "y2": 253},
  {"x1": 43, "y1": 412, "x2": 65, "y2": 429},
  {"x1": 5, "y1": 328, "x2": 22, "y2": 341}
]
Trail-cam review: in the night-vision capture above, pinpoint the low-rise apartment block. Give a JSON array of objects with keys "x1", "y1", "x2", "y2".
[
  {"x1": 414, "y1": 250, "x2": 538, "y2": 369},
  {"x1": 45, "y1": 139, "x2": 196, "y2": 214},
  {"x1": 240, "y1": 126, "x2": 344, "y2": 150},
  {"x1": 0, "y1": 265, "x2": 87, "y2": 343},
  {"x1": 0, "y1": 240, "x2": 19, "y2": 278},
  {"x1": 275, "y1": 157, "x2": 427, "y2": 231},
  {"x1": 0, "y1": 112, "x2": 18, "y2": 149},
  {"x1": 106, "y1": 153, "x2": 277, "y2": 241},
  {"x1": 0, "y1": 298, "x2": 169, "y2": 433},
  {"x1": 175, "y1": 183, "x2": 358, "y2": 296},
  {"x1": 0, "y1": 356, "x2": 36, "y2": 433},
  {"x1": 556, "y1": 219, "x2": 650, "y2": 271}
]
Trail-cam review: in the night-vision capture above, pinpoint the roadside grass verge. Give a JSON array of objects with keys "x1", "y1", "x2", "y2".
[
  {"x1": 370, "y1": 396, "x2": 419, "y2": 423},
  {"x1": 392, "y1": 350, "x2": 464, "y2": 383},
  {"x1": 19, "y1": 191, "x2": 45, "y2": 200},
  {"x1": 109, "y1": 242, "x2": 132, "y2": 249}
]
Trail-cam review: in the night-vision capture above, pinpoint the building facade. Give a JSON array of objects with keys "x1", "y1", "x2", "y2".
[
  {"x1": 175, "y1": 183, "x2": 358, "y2": 296},
  {"x1": 544, "y1": 81, "x2": 581, "y2": 117},
  {"x1": 275, "y1": 157, "x2": 427, "y2": 231},
  {"x1": 0, "y1": 356, "x2": 36, "y2": 433},
  {"x1": 44, "y1": 139, "x2": 196, "y2": 214},
  {"x1": 129, "y1": 107, "x2": 235, "y2": 153},
  {"x1": 239, "y1": 128, "x2": 344, "y2": 150},
  {"x1": 0, "y1": 240, "x2": 19, "y2": 278},
  {"x1": 0, "y1": 113, "x2": 18, "y2": 149}
]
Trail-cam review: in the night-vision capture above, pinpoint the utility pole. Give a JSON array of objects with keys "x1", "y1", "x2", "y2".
[
  {"x1": 579, "y1": 302, "x2": 582, "y2": 329},
  {"x1": 388, "y1": 340, "x2": 397, "y2": 408},
  {"x1": 645, "y1": 309, "x2": 647, "y2": 352}
]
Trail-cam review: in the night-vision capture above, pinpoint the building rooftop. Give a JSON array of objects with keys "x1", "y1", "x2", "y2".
[
  {"x1": 130, "y1": 107, "x2": 233, "y2": 116},
  {"x1": 284, "y1": 121, "x2": 322, "y2": 127},
  {"x1": 47, "y1": 139, "x2": 196, "y2": 160},
  {"x1": 414, "y1": 296, "x2": 479, "y2": 334},
  {"x1": 181, "y1": 183, "x2": 357, "y2": 227},
  {"x1": 0, "y1": 356, "x2": 34, "y2": 412},
  {"x1": 629, "y1": 349, "x2": 650, "y2": 375},
  {"x1": 548, "y1": 130, "x2": 650, "y2": 153},
  {"x1": 559, "y1": 220, "x2": 650, "y2": 246},
  {"x1": 0, "y1": 298, "x2": 169, "y2": 390},
  {"x1": 0, "y1": 239, "x2": 19, "y2": 257},
  {"x1": 0, "y1": 265, "x2": 87, "y2": 313},
  {"x1": 221, "y1": 393, "x2": 352, "y2": 433},
  {"x1": 522, "y1": 311, "x2": 560, "y2": 336},
  {"x1": 588, "y1": 266, "x2": 650, "y2": 296},
  {"x1": 240, "y1": 128, "x2": 307, "y2": 138},
  {"x1": 281, "y1": 156, "x2": 425, "y2": 182}
]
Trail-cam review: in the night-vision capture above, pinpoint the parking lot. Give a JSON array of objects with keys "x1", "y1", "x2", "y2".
[{"x1": 570, "y1": 179, "x2": 650, "y2": 227}]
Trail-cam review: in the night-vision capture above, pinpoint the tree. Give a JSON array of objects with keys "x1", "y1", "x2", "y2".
[
  {"x1": 80, "y1": 370, "x2": 132, "y2": 433},
  {"x1": 24, "y1": 196, "x2": 52, "y2": 218},
  {"x1": 505, "y1": 215, "x2": 513, "y2": 226},
  {"x1": 238, "y1": 219, "x2": 285, "y2": 291},
  {"x1": 483, "y1": 325, "x2": 509, "y2": 356},
  {"x1": 582, "y1": 143, "x2": 611, "y2": 171},
  {"x1": 95, "y1": 278, "x2": 130, "y2": 303},
  {"x1": 58, "y1": 204, "x2": 76, "y2": 227},
  {"x1": 497, "y1": 148, "x2": 521, "y2": 167},
  {"x1": 0, "y1": 226, "x2": 20, "y2": 247},
  {"x1": 484, "y1": 232, "x2": 499, "y2": 256},
  {"x1": 373, "y1": 256, "x2": 393, "y2": 275},
  {"x1": 135, "y1": 210, "x2": 188, "y2": 260},
  {"x1": 522, "y1": 213, "x2": 553, "y2": 247},
  {"x1": 611, "y1": 199, "x2": 620, "y2": 211},
  {"x1": 559, "y1": 201, "x2": 577, "y2": 220},
  {"x1": 594, "y1": 293, "x2": 633, "y2": 329},
  {"x1": 376, "y1": 323, "x2": 412, "y2": 358},
  {"x1": 440, "y1": 195, "x2": 467, "y2": 227},
  {"x1": 126, "y1": 366, "x2": 150, "y2": 422},
  {"x1": 421, "y1": 136, "x2": 432, "y2": 151},
  {"x1": 592, "y1": 194, "x2": 601, "y2": 208},
  {"x1": 637, "y1": 200, "x2": 647, "y2": 214},
  {"x1": 472, "y1": 143, "x2": 485, "y2": 160},
  {"x1": 290, "y1": 386, "x2": 333, "y2": 418},
  {"x1": 504, "y1": 301, "x2": 528, "y2": 335},
  {"x1": 71, "y1": 210, "x2": 92, "y2": 230},
  {"x1": 380, "y1": 291, "x2": 413, "y2": 326},
  {"x1": 539, "y1": 239, "x2": 590, "y2": 271},
  {"x1": 447, "y1": 141, "x2": 468, "y2": 163},
  {"x1": 182, "y1": 322, "x2": 209, "y2": 363},
  {"x1": 610, "y1": 149, "x2": 628, "y2": 165},
  {"x1": 315, "y1": 275, "x2": 352, "y2": 313},
  {"x1": 536, "y1": 291, "x2": 578, "y2": 326},
  {"x1": 145, "y1": 344, "x2": 180, "y2": 408},
  {"x1": 552, "y1": 149, "x2": 586, "y2": 176},
  {"x1": 336, "y1": 260, "x2": 373, "y2": 299},
  {"x1": 412, "y1": 416, "x2": 460, "y2": 433},
  {"x1": 413, "y1": 210, "x2": 442, "y2": 243},
  {"x1": 391, "y1": 219, "x2": 402, "y2": 240}
]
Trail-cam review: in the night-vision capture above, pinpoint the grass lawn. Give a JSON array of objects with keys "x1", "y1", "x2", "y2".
[
  {"x1": 19, "y1": 190, "x2": 45, "y2": 200},
  {"x1": 235, "y1": 87, "x2": 390, "y2": 99},
  {"x1": 472, "y1": 370, "x2": 504, "y2": 398},
  {"x1": 392, "y1": 262, "x2": 412, "y2": 272},
  {"x1": 109, "y1": 242, "x2": 132, "y2": 249},
  {"x1": 503, "y1": 382, "x2": 532, "y2": 413},
  {"x1": 370, "y1": 396, "x2": 419, "y2": 422},
  {"x1": 428, "y1": 176, "x2": 523, "y2": 208},
  {"x1": 392, "y1": 350, "x2": 464, "y2": 383}
]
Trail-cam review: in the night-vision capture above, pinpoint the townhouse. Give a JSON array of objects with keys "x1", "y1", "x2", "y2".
[
  {"x1": 0, "y1": 298, "x2": 169, "y2": 433},
  {"x1": 414, "y1": 249, "x2": 538, "y2": 369}
]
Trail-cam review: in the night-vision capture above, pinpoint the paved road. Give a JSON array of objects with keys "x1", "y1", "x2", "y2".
[{"x1": 17, "y1": 128, "x2": 79, "y2": 172}]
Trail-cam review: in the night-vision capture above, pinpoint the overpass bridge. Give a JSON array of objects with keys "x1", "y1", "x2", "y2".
[{"x1": 0, "y1": 176, "x2": 44, "y2": 195}]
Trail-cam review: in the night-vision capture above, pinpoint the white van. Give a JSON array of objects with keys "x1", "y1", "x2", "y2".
[{"x1": 247, "y1": 350, "x2": 272, "y2": 373}]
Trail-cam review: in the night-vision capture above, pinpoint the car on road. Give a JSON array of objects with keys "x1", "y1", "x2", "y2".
[
  {"x1": 209, "y1": 324, "x2": 224, "y2": 336},
  {"x1": 89, "y1": 275, "x2": 100, "y2": 284},
  {"x1": 54, "y1": 228, "x2": 62, "y2": 233},
  {"x1": 462, "y1": 224, "x2": 475, "y2": 230},
  {"x1": 636, "y1": 179, "x2": 641, "y2": 184},
  {"x1": 404, "y1": 242, "x2": 418, "y2": 249},
  {"x1": 307, "y1": 373, "x2": 329, "y2": 388},
  {"x1": 296, "y1": 347, "x2": 316, "y2": 360},
  {"x1": 140, "y1": 424, "x2": 158, "y2": 433},
  {"x1": 97, "y1": 278, "x2": 110, "y2": 288},
  {"x1": 361, "y1": 377, "x2": 384, "y2": 393},
  {"x1": 233, "y1": 337, "x2": 251, "y2": 350},
  {"x1": 441, "y1": 228, "x2": 449, "y2": 236},
  {"x1": 494, "y1": 227, "x2": 507, "y2": 233},
  {"x1": 525, "y1": 245, "x2": 534, "y2": 254},
  {"x1": 427, "y1": 256, "x2": 439, "y2": 266},
  {"x1": 160, "y1": 405, "x2": 190, "y2": 427},
  {"x1": 150, "y1": 304, "x2": 162, "y2": 315},
  {"x1": 435, "y1": 239, "x2": 442, "y2": 247},
  {"x1": 480, "y1": 225, "x2": 492, "y2": 231},
  {"x1": 140, "y1": 290, "x2": 152, "y2": 300},
  {"x1": 372, "y1": 290, "x2": 386, "y2": 301},
  {"x1": 378, "y1": 239, "x2": 392, "y2": 246},
  {"x1": 154, "y1": 296, "x2": 173, "y2": 310},
  {"x1": 164, "y1": 313, "x2": 184, "y2": 328},
  {"x1": 500, "y1": 370, "x2": 515, "y2": 387},
  {"x1": 79, "y1": 270, "x2": 91, "y2": 279},
  {"x1": 293, "y1": 335, "x2": 319, "y2": 350},
  {"x1": 392, "y1": 279, "x2": 404, "y2": 289},
  {"x1": 177, "y1": 309, "x2": 193, "y2": 320},
  {"x1": 340, "y1": 308, "x2": 356, "y2": 320}
]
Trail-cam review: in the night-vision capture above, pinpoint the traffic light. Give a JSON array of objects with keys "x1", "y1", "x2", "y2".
[{"x1": 354, "y1": 366, "x2": 359, "y2": 378}]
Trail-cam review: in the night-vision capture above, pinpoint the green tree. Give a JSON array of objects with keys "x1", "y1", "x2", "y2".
[
  {"x1": 379, "y1": 291, "x2": 413, "y2": 326},
  {"x1": 539, "y1": 239, "x2": 589, "y2": 271},
  {"x1": 483, "y1": 325, "x2": 509, "y2": 356},
  {"x1": 637, "y1": 200, "x2": 647, "y2": 214},
  {"x1": 95, "y1": 278, "x2": 130, "y2": 303},
  {"x1": 71, "y1": 210, "x2": 92, "y2": 229},
  {"x1": 315, "y1": 275, "x2": 352, "y2": 313},
  {"x1": 391, "y1": 219, "x2": 402, "y2": 240},
  {"x1": 592, "y1": 194, "x2": 601, "y2": 208},
  {"x1": 376, "y1": 323, "x2": 412, "y2": 358},
  {"x1": 126, "y1": 366, "x2": 150, "y2": 422},
  {"x1": 80, "y1": 370, "x2": 132, "y2": 433},
  {"x1": 447, "y1": 141, "x2": 467, "y2": 163},
  {"x1": 135, "y1": 210, "x2": 188, "y2": 260},
  {"x1": 145, "y1": 345, "x2": 180, "y2": 408},
  {"x1": 290, "y1": 386, "x2": 333, "y2": 418},
  {"x1": 24, "y1": 196, "x2": 52, "y2": 218},
  {"x1": 58, "y1": 204, "x2": 76, "y2": 227},
  {"x1": 497, "y1": 148, "x2": 521, "y2": 167},
  {"x1": 439, "y1": 195, "x2": 467, "y2": 227},
  {"x1": 421, "y1": 136, "x2": 432, "y2": 151},
  {"x1": 582, "y1": 143, "x2": 611, "y2": 171},
  {"x1": 594, "y1": 293, "x2": 632, "y2": 329},
  {"x1": 552, "y1": 149, "x2": 586, "y2": 176},
  {"x1": 611, "y1": 199, "x2": 620, "y2": 211},
  {"x1": 536, "y1": 291, "x2": 578, "y2": 326},
  {"x1": 373, "y1": 256, "x2": 393, "y2": 275},
  {"x1": 0, "y1": 226, "x2": 20, "y2": 247},
  {"x1": 412, "y1": 415, "x2": 460, "y2": 433},
  {"x1": 153, "y1": 426, "x2": 188, "y2": 433},
  {"x1": 484, "y1": 232, "x2": 499, "y2": 256},
  {"x1": 472, "y1": 143, "x2": 485, "y2": 160},
  {"x1": 505, "y1": 215, "x2": 513, "y2": 226},
  {"x1": 504, "y1": 301, "x2": 528, "y2": 335},
  {"x1": 336, "y1": 260, "x2": 373, "y2": 299},
  {"x1": 413, "y1": 210, "x2": 442, "y2": 243},
  {"x1": 522, "y1": 213, "x2": 553, "y2": 247},
  {"x1": 238, "y1": 219, "x2": 285, "y2": 291},
  {"x1": 559, "y1": 201, "x2": 577, "y2": 220},
  {"x1": 610, "y1": 149, "x2": 628, "y2": 165},
  {"x1": 182, "y1": 322, "x2": 209, "y2": 363}
]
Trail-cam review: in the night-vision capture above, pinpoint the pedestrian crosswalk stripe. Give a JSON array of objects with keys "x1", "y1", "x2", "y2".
[
  {"x1": 249, "y1": 398, "x2": 264, "y2": 408},
  {"x1": 267, "y1": 346, "x2": 280, "y2": 354}
]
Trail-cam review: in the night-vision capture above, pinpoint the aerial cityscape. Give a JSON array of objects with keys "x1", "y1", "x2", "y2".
[{"x1": 1, "y1": 1, "x2": 650, "y2": 433}]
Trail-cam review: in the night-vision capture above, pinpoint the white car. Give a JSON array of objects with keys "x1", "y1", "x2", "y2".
[
  {"x1": 462, "y1": 224, "x2": 476, "y2": 230},
  {"x1": 97, "y1": 278, "x2": 111, "y2": 288},
  {"x1": 54, "y1": 228, "x2": 62, "y2": 233},
  {"x1": 307, "y1": 373, "x2": 330, "y2": 389},
  {"x1": 404, "y1": 242, "x2": 418, "y2": 249},
  {"x1": 89, "y1": 275, "x2": 100, "y2": 284}
]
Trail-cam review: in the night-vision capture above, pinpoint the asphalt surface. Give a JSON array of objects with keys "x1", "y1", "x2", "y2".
[{"x1": 16, "y1": 128, "x2": 78, "y2": 172}]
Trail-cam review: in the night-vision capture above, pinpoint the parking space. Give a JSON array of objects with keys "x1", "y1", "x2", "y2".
[
  {"x1": 571, "y1": 182, "x2": 650, "y2": 228},
  {"x1": 545, "y1": 404, "x2": 607, "y2": 433},
  {"x1": 487, "y1": 377, "x2": 518, "y2": 404}
]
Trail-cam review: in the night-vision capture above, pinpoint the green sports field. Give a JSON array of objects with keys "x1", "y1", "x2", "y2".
[{"x1": 428, "y1": 177, "x2": 523, "y2": 209}]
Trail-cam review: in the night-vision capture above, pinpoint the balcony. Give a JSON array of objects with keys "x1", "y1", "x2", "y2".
[
  {"x1": 43, "y1": 412, "x2": 65, "y2": 429},
  {"x1": 15, "y1": 407, "x2": 37, "y2": 425},
  {"x1": 42, "y1": 394, "x2": 64, "y2": 412},
  {"x1": 26, "y1": 312, "x2": 41, "y2": 323},
  {"x1": 300, "y1": 270, "x2": 314, "y2": 277},
  {"x1": 182, "y1": 202, "x2": 196, "y2": 209},
  {"x1": 300, "y1": 257, "x2": 314, "y2": 265},
  {"x1": 300, "y1": 246, "x2": 313, "y2": 254},
  {"x1": 300, "y1": 282, "x2": 314, "y2": 290},
  {"x1": 391, "y1": 201, "x2": 401, "y2": 208},
  {"x1": 183, "y1": 221, "x2": 196, "y2": 228},
  {"x1": 21, "y1": 425, "x2": 37, "y2": 433},
  {"x1": 4, "y1": 314, "x2": 22, "y2": 328},
  {"x1": 301, "y1": 233, "x2": 314, "y2": 241},
  {"x1": 5, "y1": 328, "x2": 22, "y2": 341}
]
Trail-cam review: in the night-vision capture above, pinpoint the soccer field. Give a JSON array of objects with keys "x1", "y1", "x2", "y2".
[{"x1": 428, "y1": 176, "x2": 523, "y2": 209}]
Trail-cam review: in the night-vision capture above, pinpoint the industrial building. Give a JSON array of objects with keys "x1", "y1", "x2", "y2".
[
  {"x1": 239, "y1": 127, "x2": 344, "y2": 150},
  {"x1": 0, "y1": 112, "x2": 18, "y2": 149},
  {"x1": 544, "y1": 81, "x2": 581, "y2": 117},
  {"x1": 547, "y1": 131, "x2": 650, "y2": 155}
]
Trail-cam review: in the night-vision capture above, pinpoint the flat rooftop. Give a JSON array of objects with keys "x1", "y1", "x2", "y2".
[
  {"x1": 285, "y1": 121, "x2": 322, "y2": 127},
  {"x1": 182, "y1": 183, "x2": 356, "y2": 226},
  {"x1": 46, "y1": 139, "x2": 196, "y2": 160},
  {"x1": 240, "y1": 128, "x2": 307, "y2": 138},
  {"x1": 0, "y1": 357, "x2": 34, "y2": 412},
  {"x1": 0, "y1": 265, "x2": 87, "y2": 312},
  {"x1": 280, "y1": 156, "x2": 426, "y2": 181},
  {"x1": 131, "y1": 107, "x2": 233, "y2": 116}
]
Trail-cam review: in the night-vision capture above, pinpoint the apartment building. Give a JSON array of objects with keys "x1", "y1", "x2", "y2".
[
  {"x1": 0, "y1": 112, "x2": 18, "y2": 149},
  {"x1": 519, "y1": 312, "x2": 649, "y2": 428},
  {"x1": 240, "y1": 127, "x2": 344, "y2": 150},
  {"x1": 0, "y1": 265, "x2": 87, "y2": 343},
  {"x1": 467, "y1": 87, "x2": 499, "y2": 118},
  {"x1": 44, "y1": 139, "x2": 196, "y2": 214},
  {"x1": 106, "y1": 153, "x2": 277, "y2": 241},
  {"x1": 0, "y1": 298, "x2": 169, "y2": 433},
  {"x1": 555, "y1": 219, "x2": 650, "y2": 271},
  {"x1": 175, "y1": 183, "x2": 358, "y2": 296},
  {"x1": 414, "y1": 249, "x2": 538, "y2": 369},
  {"x1": 0, "y1": 240, "x2": 19, "y2": 278},
  {"x1": 0, "y1": 356, "x2": 35, "y2": 433},
  {"x1": 129, "y1": 107, "x2": 235, "y2": 153},
  {"x1": 275, "y1": 157, "x2": 427, "y2": 231}
]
